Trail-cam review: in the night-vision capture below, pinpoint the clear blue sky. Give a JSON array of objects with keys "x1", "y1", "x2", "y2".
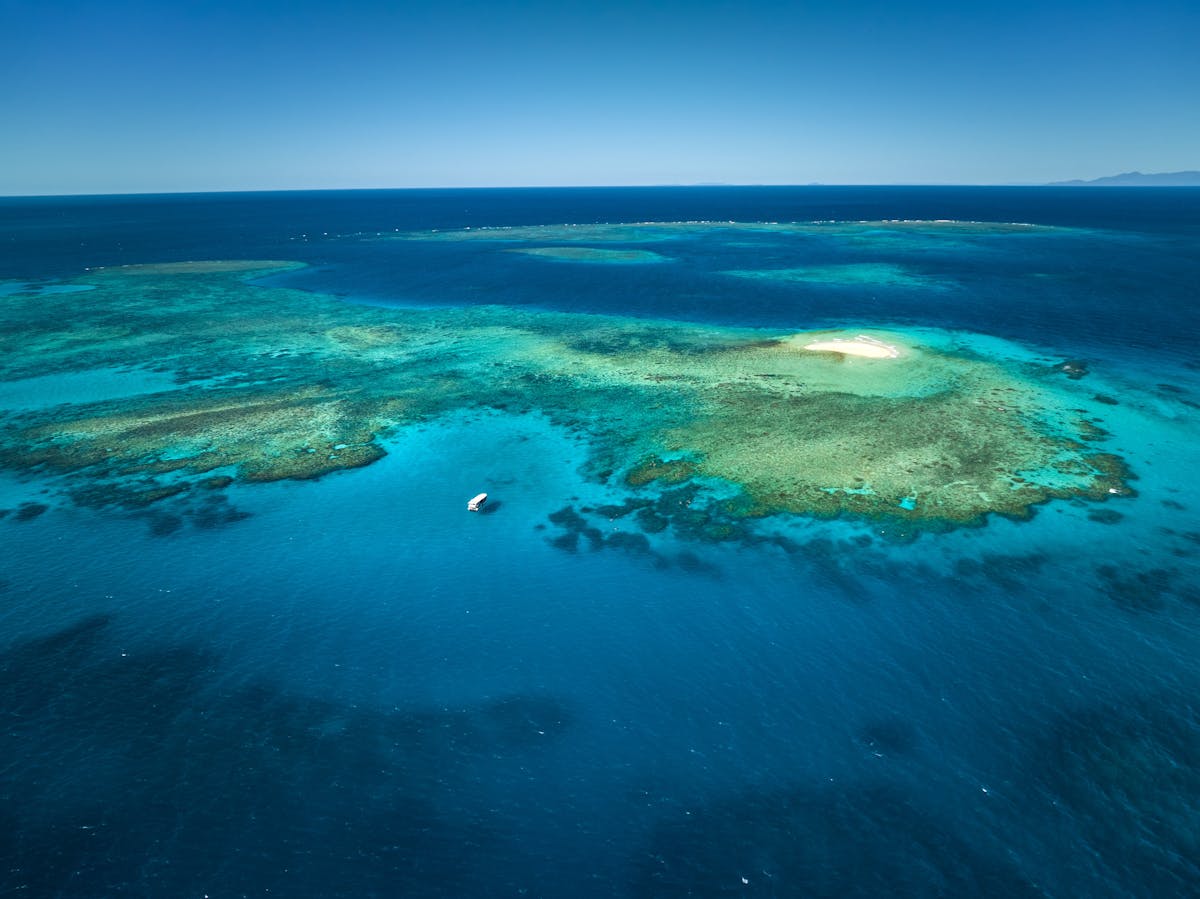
[{"x1": 1, "y1": 0, "x2": 1196, "y2": 194}]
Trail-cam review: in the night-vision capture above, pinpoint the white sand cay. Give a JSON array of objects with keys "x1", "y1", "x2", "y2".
[{"x1": 802, "y1": 335, "x2": 900, "y2": 358}]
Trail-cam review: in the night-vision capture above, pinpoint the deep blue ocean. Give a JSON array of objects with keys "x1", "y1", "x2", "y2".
[{"x1": 2, "y1": 187, "x2": 1199, "y2": 897}]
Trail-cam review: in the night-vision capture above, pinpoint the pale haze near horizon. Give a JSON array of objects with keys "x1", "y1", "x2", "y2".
[{"x1": 0, "y1": 0, "x2": 1196, "y2": 196}]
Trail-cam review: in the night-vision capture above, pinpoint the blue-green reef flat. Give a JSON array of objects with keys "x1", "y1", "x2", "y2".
[{"x1": 1, "y1": 188, "x2": 1198, "y2": 897}]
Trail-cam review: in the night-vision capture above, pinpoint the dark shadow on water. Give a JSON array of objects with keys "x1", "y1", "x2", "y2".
[
  {"x1": 856, "y1": 717, "x2": 920, "y2": 757},
  {"x1": 0, "y1": 614, "x2": 574, "y2": 898},
  {"x1": 147, "y1": 511, "x2": 184, "y2": 535},
  {"x1": 190, "y1": 493, "x2": 252, "y2": 529},
  {"x1": 9, "y1": 501, "x2": 49, "y2": 522},
  {"x1": 673, "y1": 550, "x2": 723, "y2": 579},
  {"x1": 632, "y1": 783, "x2": 1044, "y2": 898},
  {"x1": 1025, "y1": 694, "x2": 1200, "y2": 897},
  {"x1": 139, "y1": 492, "x2": 253, "y2": 536},
  {"x1": 1096, "y1": 563, "x2": 1200, "y2": 612},
  {"x1": 0, "y1": 613, "x2": 114, "y2": 716},
  {"x1": 953, "y1": 551, "x2": 1051, "y2": 593}
]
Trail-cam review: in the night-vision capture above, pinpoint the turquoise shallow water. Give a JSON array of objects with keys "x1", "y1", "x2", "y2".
[
  {"x1": 0, "y1": 367, "x2": 178, "y2": 411},
  {"x1": 1, "y1": 188, "x2": 1199, "y2": 897}
]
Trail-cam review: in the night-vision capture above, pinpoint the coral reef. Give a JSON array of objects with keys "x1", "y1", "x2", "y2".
[{"x1": 0, "y1": 257, "x2": 1134, "y2": 534}]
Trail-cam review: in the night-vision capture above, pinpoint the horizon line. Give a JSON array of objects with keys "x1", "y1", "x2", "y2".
[{"x1": 6, "y1": 181, "x2": 1200, "y2": 200}]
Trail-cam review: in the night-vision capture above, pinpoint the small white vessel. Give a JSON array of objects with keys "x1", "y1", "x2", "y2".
[{"x1": 467, "y1": 492, "x2": 488, "y2": 512}]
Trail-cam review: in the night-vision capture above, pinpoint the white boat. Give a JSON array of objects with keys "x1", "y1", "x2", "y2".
[{"x1": 467, "y1": 492, "x2": 488, "y2": 512}]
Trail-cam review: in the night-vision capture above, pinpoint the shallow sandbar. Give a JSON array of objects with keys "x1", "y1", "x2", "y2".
[{"x1": 802, "y1": 336, "x2": 900, "y2": 359}]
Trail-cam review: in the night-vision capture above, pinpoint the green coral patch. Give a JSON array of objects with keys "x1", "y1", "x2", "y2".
[{"x1": 625, "y1": 455, "x2": 698, "y2": 487}]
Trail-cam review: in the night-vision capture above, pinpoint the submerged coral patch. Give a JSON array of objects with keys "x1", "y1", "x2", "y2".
[
  {"x1": 509, "y1": 247, "x2": 669, "y2": 264},
  {"x1": 724, "y1": 262, "x2": 945, "y2": 289},
  {"x1": 101, "y1": 260, "x2": 303, "y2": 276}
]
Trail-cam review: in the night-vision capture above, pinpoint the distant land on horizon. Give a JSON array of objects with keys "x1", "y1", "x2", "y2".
[{"x1": 1047, "y1": 170, "x2": 1200, "y2": 186}]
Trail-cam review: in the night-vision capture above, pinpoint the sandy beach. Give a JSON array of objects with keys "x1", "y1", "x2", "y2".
[{"x1": 802, "y1": 335, "x2": 901, "y2": 358}]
